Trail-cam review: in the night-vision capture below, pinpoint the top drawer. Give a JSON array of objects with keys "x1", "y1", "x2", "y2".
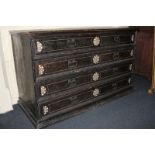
[{"x1": 31, "y1": 30, "x2": 135, "y2": 58}]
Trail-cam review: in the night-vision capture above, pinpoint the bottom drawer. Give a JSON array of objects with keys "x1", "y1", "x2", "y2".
[{"x1": 39, "y1": 76, "x2": 132, "y2": 118}]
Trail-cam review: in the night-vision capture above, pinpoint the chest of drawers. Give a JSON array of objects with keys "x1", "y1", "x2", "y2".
[{"x1": 11, "y1": 28, "x2": 136, "y2": 128}]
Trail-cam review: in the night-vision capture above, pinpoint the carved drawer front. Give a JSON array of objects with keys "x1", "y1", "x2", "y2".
[
  {"x1": 100, "y1": 49, "x2": 134, "y2": 62},
  {"x1": 33, "y1": 32, "x2": 135, "y2": 55},
  {"x1": 36, "y1": 62, "x2": 133, "y2": 98},
  {"x1": 39, "y1": 76, "x2": 132, "y2": 117},
  {"x1": 35, "y1": 48, "x2": 134, "y2": 77}
]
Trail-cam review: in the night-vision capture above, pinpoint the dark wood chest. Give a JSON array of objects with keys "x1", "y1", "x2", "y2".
[{"x1": 11, "y1": 28, "x2": 136, "y2": 128}]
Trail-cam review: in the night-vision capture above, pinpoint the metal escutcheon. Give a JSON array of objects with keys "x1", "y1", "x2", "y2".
[
  {"x1": 128, "y1": 78, "x2": 131, "y2": 84},
  {"x1": 92, "y1": 72, "x2": 99, "y2": 81},
  {"x1": 41, "y1": 86, "x2": 47, "y2": 96},
  {"x1": 93, "y1": 88, "x2": 100, "y2": 97},
  {"x1": 131, "y1": 35, "x2": 135, "y2": 42},
  {"x1": 43, "y1": 105, "x2": 49, "y2": 115},
  {"x1": 130, "y1": 50, "x2": 134, "y2": 56},
  {"x1": 93, "y1": 36, "x2": 100, "y2": 46},
  {"x1": 36, "y1": 41, "x2": 43, "y2": 53},
  {"x1": 38, "y1": 64, "x2": 45, "y2": 75},
  {"x1": 93, "y1": 55, "x2": 100, "y2": 64},
  {"x1": 129, "y1": 64, "x2": 133, "y2": 71}
]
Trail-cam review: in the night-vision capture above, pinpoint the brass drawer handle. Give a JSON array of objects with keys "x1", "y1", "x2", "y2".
[
  {"x1": 38, "y1": 64, "x2": 45, "y2": 75},
  {"x1": 93, "y1": 88, "x2": 100, "y2": 97},
  {"x1": 43, "y1": 105, "x2": 49, "y2": 115},
  {"x1": 36, "y1": 41, "x2": 43, "y2": 53},
  {"x1": 93, "y1": 55, "x2": 100, "y2": 64},
  {"x1": 93, "y1": 36, "x2": 100, "y2": 46},
  {"x1": 41, "y1": 86, "x2": 47, "y2": 96},
  {"x1": 92, "y1": 72, "x2": 100, "y2": 81}
]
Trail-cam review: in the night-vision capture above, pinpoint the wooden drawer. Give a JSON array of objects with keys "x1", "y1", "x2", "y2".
[
  {"x1": 32, "y1": 31, "x2": 135, "y2": 57},
  {"x1": 39, "y1": 75, "x2": 132, "y2": 117},
  {"x1": 35, "y1": 47, "x2": 134, "y2": 77},
  {"x1": 35, "y1": 62, "x2": 134, "y2": 98}
]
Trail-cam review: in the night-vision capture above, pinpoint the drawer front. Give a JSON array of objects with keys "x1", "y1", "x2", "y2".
[
  {"x1": 35, "y1": 48, "x2": 134, "y2": 77},
  {"x1": 36, "y1": 62, "x2": 134, "y2": 98},
  {"x1": 32, "y1": 32, "x2": 135, "y2": 56},
  {"x1": 39, "y1": 76, "x2": 132, "y2": 117}
]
